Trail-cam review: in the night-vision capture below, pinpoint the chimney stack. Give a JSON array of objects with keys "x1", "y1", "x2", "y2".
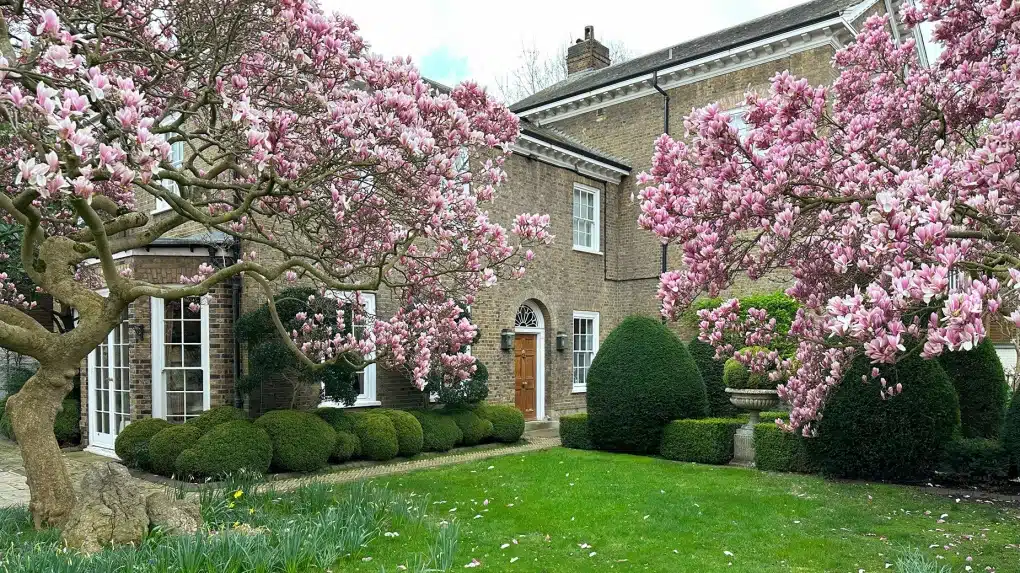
[{"x1": 566, "y1": 25, "x2": 610, "y2": 76}]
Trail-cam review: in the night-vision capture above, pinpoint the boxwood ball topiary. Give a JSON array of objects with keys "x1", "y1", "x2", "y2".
[
  {"x1": 378, "y1": 409, "x2": 424, "y2": 457},
  {"x1": 559, "y1": 413, "x2": 593, "y2": 450},
  {"x1": 475, "y1": 404, "x2": 525, "y2": 443},
  {"x1": 254, "y1": 410, "x2": 336, "y2": 472},
  {"x1": 352, "y1": 413, "x2": 399, "y2": 460},
  {"x1": 446, "y1": 408, "x2": 493, "y2": 446},
  {"x1": 409, "y1": 409, "x2": 462, "y2": 452},
  {"x1": 314, "y1": 407, "x2": 358, "y2": 433},
  {"x1": 174, "y1": 421, "x2": 273, "y2": 479},
  {"x1": 1003, "y1": 386, "x2": 1020, "y2": 472},
  {"x1": 938, "y1": 339, "x2": 1009, "y2": 439},
  {"x1": 148, "y1": 424, "x2": 202, "y2": 477},
  {"x1": 689, "y1": 337, "x2": 738, "y2": 417},
  {"x1": 586, "y1": 315, "x2": 709, "y2": 453},
  {"x1": 808, "y1": 353, "x2": 960, "y2": 482},
  {"x1": 114, "y1": 418, "x2": 171, "y2": 469},
  {"x1": 186, "y1": 405, "x2": 247, "y2": 435},
  {"x1": 332, "y1": 431, "x2": 361, "y2": 462}
]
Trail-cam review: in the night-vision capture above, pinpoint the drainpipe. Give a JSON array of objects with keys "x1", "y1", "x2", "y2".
[
  {"x1": 231, "y1": 239, "x2": 244, "y2": 409},
  {"x1": 652, "y1": 71, "x2": 670, "y2": 321}
]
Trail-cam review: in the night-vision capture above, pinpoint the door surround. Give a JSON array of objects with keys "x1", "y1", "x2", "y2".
[{"x1": 513, "y1": 301, "x2": 545, "y2": 420}]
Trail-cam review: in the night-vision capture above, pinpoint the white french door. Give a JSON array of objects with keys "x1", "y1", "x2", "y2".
[{"x1": 86, "y1": 309, "x2": 132, "y2": 451}]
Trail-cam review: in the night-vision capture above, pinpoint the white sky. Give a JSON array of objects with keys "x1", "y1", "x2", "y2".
[{"x1": 324, "y1": 0, "x2": 831, "y2": 99}]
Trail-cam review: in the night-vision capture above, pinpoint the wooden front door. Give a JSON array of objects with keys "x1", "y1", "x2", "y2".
[{"x1": 514, "y1": 333, "x2": 538, "y2": 420}]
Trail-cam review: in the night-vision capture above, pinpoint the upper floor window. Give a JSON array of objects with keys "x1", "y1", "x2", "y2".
[{"x1": 572, "y1": 183, "x2": 600, "y2": 253}]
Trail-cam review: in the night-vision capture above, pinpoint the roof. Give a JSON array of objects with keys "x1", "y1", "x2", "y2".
[
  {"x1": 148, "y1": 230, "x2": 233, "y2": 249},
  {"x1": 509, "y1": 0, "x2": 866, "y2": 113},
  {"x1": 519, "y1": 121, "x2": 631, "y2": 171}
]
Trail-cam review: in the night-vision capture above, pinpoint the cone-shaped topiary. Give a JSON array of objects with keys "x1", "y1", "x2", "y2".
[
  {"x1": 114, "y1": 418, "x2": 171, "y2": 469},
  {"x1": 808, "y1": 353, "x2": 960, "y2": 481},
  {"x1": 409, "y1": 409, "x2": 462, "y2": 452},
  {"x1": 378, "y1": 409, "x2": 424, "y2": 457},
  {"x1": 254, "y1": 410, "x2": 336, "y2": 472},
  {"x1": 149, "y1": 424, "x2": 203, "y2": 477},
  {"x1": 938, "y1": 339, "x2": 1009, "y2": 439},
  {"x1": 445, "y1": 408, "x2": 493, "y2": 445},
  {"x1": 586, "y1": 315, "x2": 709, "y2": 453},
  {"x1": 1004, "y1": 387, "x2": 1020, "y2": 473},
  {"x1": 689, "y1": 337, "x2": 738, "y2": 417},
  {"x1": 186, "y1": 405, "x2": 247, "y2": 435},
  {"x1": 332, "y1": 431, "x2": 361, "y2": 462},
  {"x1": 352, "y1": 413, "x2": 399, "y2": 461},
  {"x1": 174, "y1": 421, "x2": 272, "y2": 479},
  {"x1": 475, "y1": 404, "x2": 525, "y2": 443}
]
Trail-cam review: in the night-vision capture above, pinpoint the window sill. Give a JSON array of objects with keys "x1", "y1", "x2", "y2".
[
  {"x1": 572, "y1": 247, "x2": 604, "y2": 256},
  {"x1": 320, "y1": 399, "x2": 382, "y2": 409},
  {"x1": 150, "y1": 205, "x2": 172, "y2": 215},
  {"x1": 571, "y1": 385, "x2": 587, "y2": 394}
]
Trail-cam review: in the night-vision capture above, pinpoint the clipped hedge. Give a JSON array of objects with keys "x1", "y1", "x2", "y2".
[
  {"x1": 939, "y1": 438, "x2": 1009, "y2": 483},
  {"x1": 754, "y1": 423, "x2": 816, "y2": 474},
  {"x1": 808, "y1": 353, "x2": 960, "y2": 481},
  {"x1": 332, "y1": 431, "x2": 361, "y2": 463},
  {"x1": 409, "y1": 409, "x2": 462, "y2": 452},
  {"x1": 660, "y1": 418, "x2": 742, "y2": 465},
  {"x1": 559, "y1": 413, "x2": 593, "y2": 450},
  {"x1": 187, "y1": 405, "x2": 247, "y2": 435},
  {"x1": 175, "y1": 421, "x2": 272, "y2": 479},
  {"x1": 446, "y1": 408, "x2": 493, "y2": 446},
  {"x1": 254, "y1": 410, "x2": 335, "y2": 472},
  {"x1": 689, "y1": 338, "x2": 737, "y2": 417},
  {"x1": 938, "y1": 339, "x2": 1009, "y2": 439},
  {"x1": 475, "y1": 404, "x2": 525, "y2": 443},
  {"x1": 114, "y1": 418, "x2": 171, "y2": 469},
  {"x1": 1002, "y1": 387, "x2": 1020, "y2": 472},
  {"x1": 352, "y1": 413, "x2": 399, "y2": 461},
  {"x1": 378, "y1": 409, "x2": 424, "y2": 457},
  {"x1": 586, "y1": 316, "x2": 709, "y2": 454},
  {"x1": 148, "y1": 424, "x2": 202, "y2": 477}
]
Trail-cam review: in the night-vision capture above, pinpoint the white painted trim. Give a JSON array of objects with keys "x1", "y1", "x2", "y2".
[
  {"x1": 318, "y1": 291, "x2": 377, "y2": 408},
  {"x1": 520, "y1": 18, "x2": 852, "y2": 124},
  {"x1": 515, "y1": 301, "x2": 546, "y2": 420},
  {"x1": 511, "y1": 137, "x2": 627, "y2": 184},
  {"x1": 571, "y1": 311, "x2": 600, "y2": 394},
  {"x1": 150, "y1": 296, "x2": 211, "y2": 420},
  {"x1": 85, "y1": 288, "x2": 131, "y2": 452},
  {"x1": 572, "y1": 183, "x2": 601, "y2": 254},
  {"x1": 518, "y1": 135, "x2": 629, "y2": 175},
  {"x1": 83, "y1": 247, "x2": 228, "y2": 267}
]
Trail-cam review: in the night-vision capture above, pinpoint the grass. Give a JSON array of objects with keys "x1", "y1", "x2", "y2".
[
  {"x1": 354, "y1": 448, "x2": 1020, "y2": 572},
  {"x1": 0, "y1": 448, "x2": 1017, "y2": 572}
]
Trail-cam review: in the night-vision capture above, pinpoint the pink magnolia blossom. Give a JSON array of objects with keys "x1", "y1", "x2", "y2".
[{"x1": 639, "y1": 0, "x2": 1020, "y2": 434}]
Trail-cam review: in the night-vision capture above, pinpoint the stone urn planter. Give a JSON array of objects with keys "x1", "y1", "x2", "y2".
[{"x1": 726, "y1": 387, "x2": 780, "y2": 465}]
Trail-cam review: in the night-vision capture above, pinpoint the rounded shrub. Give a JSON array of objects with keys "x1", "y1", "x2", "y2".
[
  {"x1": 377, "y1": 409, "x2": 423, "y2": 457},
  {"x1": 352, "y1": 413, "x2": 399, "y2": 461},
  {"x1": 475, "y1": 404, "x2": 525, "y2": 443},
  {"x1": 445, "y1": 408, "x2": 493, "y2": 446},
  {"x1": 175, "y1": 421, "x2": 272, "y2": 479},
  {"x1": 114, "y1": 418, "x2": 171, "y2": 469},
  {"x1": 808, "y1": 353, "x2": 960, "y2": 481},
  {"x1": 186, "y1": 405, "x2": 247, "y2": 435},
  {"x1": 722, "y1": 348, "x2": 775, "y2": 390},
  {"x1": 53, "y1": 399, "x2": 81, "y2": 445},
  {"x1": 409, "y1": 409, "x2": 462, "y2": 452},
  {"x1": 939, "y1": 438, "x2": 1009, "y2": 483},
  {"x1": 314, "y1": 407, "x2": 358, "y2": 433},
  {"x1": 689, "y1": 337, "x2": 738, "y2": 417},
  {"x1": 559, "y1": 413, "x2": 593, "y2": 450},
  {"x1": 148, "y1": 424, "x2": 202, "y2": 477},
  {"x1": 254, "y1": 410, "x2": 336, "y2": 473},
  {"x1": 332, "y1": 431, "x2": 361, "y2": 463},
  {"x1": 1003, "y1": 386, "x2": 1020, "y2": 472},
  {"x1": 937, "y1": 339, "x2": 1009, "y2": 439},
  {"x1": 586, "y1": 315, "x2": 709, "y2": 453}
]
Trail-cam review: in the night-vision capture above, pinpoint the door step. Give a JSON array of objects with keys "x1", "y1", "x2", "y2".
[{"x1": 525, "y1": 420, "x2": 557, "y2": 431}]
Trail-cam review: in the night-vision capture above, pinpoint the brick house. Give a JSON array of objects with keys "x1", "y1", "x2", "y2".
[{"x1": 79, "y1": 0, "x2": 930, "y2": 457}]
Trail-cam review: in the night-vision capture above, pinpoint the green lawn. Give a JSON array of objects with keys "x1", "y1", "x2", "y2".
[{"x1": 355, "y1": 448, "x2": 1020, "y2": 572}]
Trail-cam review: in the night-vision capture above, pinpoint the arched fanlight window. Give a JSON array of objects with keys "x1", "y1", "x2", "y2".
[{"x1": 515, "y1": 304, "x2": 539, "y2": 328}]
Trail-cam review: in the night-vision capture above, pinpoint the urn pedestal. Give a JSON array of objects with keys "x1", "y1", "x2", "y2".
[{"x1": 725, "y1": 388, "x2": 780, "y2": 465}]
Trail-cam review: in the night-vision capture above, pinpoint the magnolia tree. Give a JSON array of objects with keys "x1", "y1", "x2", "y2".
[
  {"x1": 638, "y1": 0, "x2": 1019, "y2": 435},
  {"x1": 0, "y1": 0, "x2": 550, "y2": 528}
]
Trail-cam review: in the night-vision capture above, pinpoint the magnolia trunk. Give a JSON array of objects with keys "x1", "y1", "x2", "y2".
[{"x1": 7, "y1": 367, "x2": 77, "y2": 528}]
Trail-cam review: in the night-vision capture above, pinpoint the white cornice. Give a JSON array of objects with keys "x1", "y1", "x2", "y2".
[
  {"x1": 518, "y1": 16, "x2": 858, "y2": 124},
  {"x1": 511, "y1": 134, "x2": 629, "y2": 184}
]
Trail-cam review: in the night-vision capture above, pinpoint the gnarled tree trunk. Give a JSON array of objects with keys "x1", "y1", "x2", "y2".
[{"x1": 7, "y1": 366, "x2": 77, "y2": 528}]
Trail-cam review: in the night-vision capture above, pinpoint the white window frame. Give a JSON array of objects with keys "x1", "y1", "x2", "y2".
[
  {"x1": 319, "y1": 291, "x2": 379, "y2": 408},
  {"x1": 83, "y1": 288, "x2": 133, "y2": 457},
  {"x1": 153, "y1": 129, "x2": 184, "y2": 214},
  {"x1": 726, "y1": 106, "x2": 751, "y2": 140},
  {"x1": 572, "y1": 183, "x2": 601, "y2": 254},
  {"x1": 150, "y1": 295, "x2": 211, "y2": 420},
  {"x1": 571, "y1": 311, "x2": 600, "y2": 393}
]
